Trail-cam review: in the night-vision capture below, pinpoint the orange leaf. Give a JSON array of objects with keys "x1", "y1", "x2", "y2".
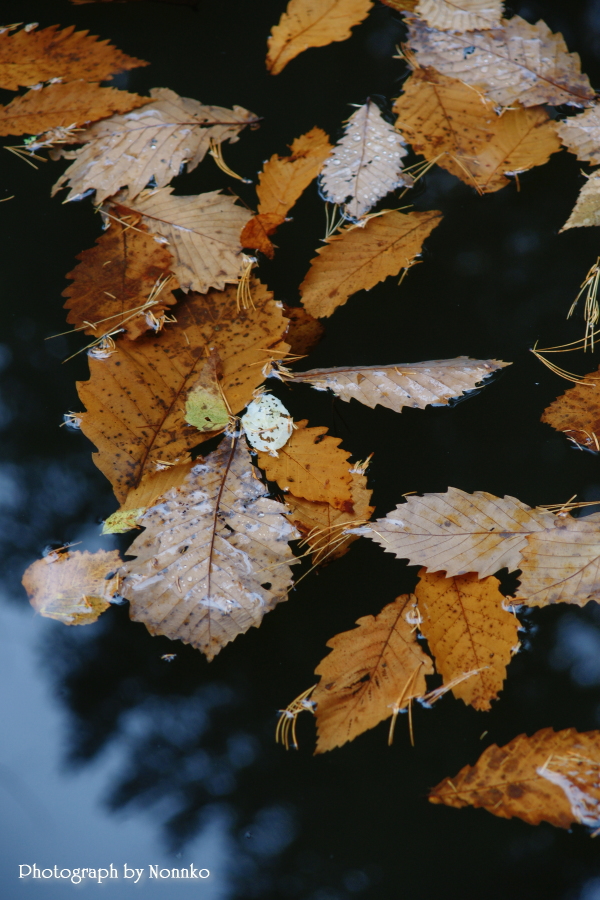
[
  {"x1": 257, "y1": 127, "x2": 332, "y2": 218},
  {"x1": 0, "y1": 24, "x2": 148, "y2": 91},
  {"x1": 240, "y1": 213, "x2": 286, "y2": 258},
  {"x1": 256, "y1": 419, "x2": 353, "y2": 510},
  {"x1": 541, "y1": 367, "x2": 600, "y2": 449},
  {"x1": 0, "y1": 81, "x2": 150, "y2": 137},
  {"x1": 313, "y1": 595, "x2": 433, "y2": 752},
  {"x1": 414, "y1": 569, "x2": 519, "y2": 711},
  {"x1": 430, "y1": 728, "x2": 600, "y2": 831},
  {"x1": 22, "y1": 549, "x2": 122, "y2": 625},
  {"x1": 77, "y1": 281, "x2": 290, "y2": 502},
  {"x1": 300, "y1": 210, "x2": 442, "y2": 318},
  {"x1": 63, "y1": 209, "x2": 178, "y2": 340},
  {"x1": 266, "y1": 0, "x2": 374, "y2": 75}
]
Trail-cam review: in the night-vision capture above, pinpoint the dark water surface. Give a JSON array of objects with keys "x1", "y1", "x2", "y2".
[{"x1": 4, "y1": 1, "x2": 600, "y2": 897}]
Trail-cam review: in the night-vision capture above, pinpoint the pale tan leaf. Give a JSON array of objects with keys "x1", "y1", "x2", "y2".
[
  {"x1": 320, "y1": 100, "x2": 411, "y2": 220},
  {"x1": 356, "y1": 487, "x2": 555, "y2": 578},
  {"x1": 52, "y1": 88, "x2": 258, "y2": 204},
  {"x1": 62, "y1": 206, "x2": 178, "y2": 340},
  {"x1": 516, "y1": 512, "x2": 600, "y2": 607},
  {"x1": 284, "y1": 470, "x2": 374, "y2": 565},
  {"x1": 561, "y1": 171, "x2": 600, "y2": 230},
  {"x1": 430, "y1": 728, "x2": 600, "y2": 830},
  {"x1": 266, "y1": 0, "x2": 374, "y2": 75},
  {"x1": 541, "y1": 367, "x2": 600, "y2": 449},
  {"x1": 22, "y1": 549, "x2": 121, "y2": 625},
  {"x1": 102, "y1": 460, "x2": 194, "y2": 533},
  {"x1": 300, "y1": 209, "x2": 442, "y2": 318},
  {"x1": 116, "y1": 188, "x2": 251, "y2": 294},
  {"x1": 0, "y1": 81, "x2": 151, "y2": 137},
  {"x1": 77, "y1": 282, "x2": 289, "y2": 502},
  {"x1": 415, "y1": 0, "x2": 503, "y2": 31},
  {"x1": 290, "y1": 356, "x2": 509, "y2": 412},
  {"x1": 414, "y1": 569, "x2": 518, "y2": 710},
  {"x1": 407, "y1": 16, "x2": 594, "y2": 108},
  {"x1": 393, "y1": 68, "x2": 561, "y2": 193},
  {"x1": 313, "y1": 595, "x2": 433, "y2": 752},
  {"x1": 0, "y1": 24, "x2": 148, "y2": 91},
  {"x1": 256, "y1": 419, "x2": 353, "y2": 510},
  {"x1": 121, "y1": 438, "x2": 299, "y2": 660},
  {"x1": 557, "y1": 106, "x2": 600, "y2": 165},
  {"x1": 257, "y1": 127, "x2": 333, "y2": 218}
]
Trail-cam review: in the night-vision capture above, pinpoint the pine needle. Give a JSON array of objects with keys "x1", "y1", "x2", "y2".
[{"x1": 275, "y1": 685, "x2": 316, "y2": 750}]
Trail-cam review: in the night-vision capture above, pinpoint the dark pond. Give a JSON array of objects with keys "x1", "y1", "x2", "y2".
[{"x1": 4, "y1": 0, "x2": 600, "y2": 897}]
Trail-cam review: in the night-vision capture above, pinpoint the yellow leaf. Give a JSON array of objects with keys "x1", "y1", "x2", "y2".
[
  {"x1": 300, "y1": 209, "x2": 442, "y2": 318},
  {"x1": 313, "y1": 595, "x2": 434, "y2": 752},
  {"x1": 257, "y1": 127, "x2": 333, "y2": 218},
  {"x1": 267, "y1": 0, "x2": 374, "y2": 75},
  {"x1": 414, "y1": 569, "x2": 519, "y2": 711}
]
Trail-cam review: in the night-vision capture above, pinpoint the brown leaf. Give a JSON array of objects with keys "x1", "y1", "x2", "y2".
[
  {"x1": 541, "y1": 368, "x2": 600, "y2": 449},
  {"x1": 414, "y1": 0, "x2": 503, "y2": 30},
  {"x1": 257, "y1": 127, "x2": 332, "y2": 218},
  {"x1": 558, "y1": 105, "x2": 600, "y2": 165},
  {"x1": 414, "y1": 569, "x2": 519, "y2": 710},
  {"x1": 257, "y1": 419, "x2": 353, "y2": 510},
  {"x1": 313, "y1": 595, "x2": 434, "y2": 752},
  {"x1": 393, "y1": 69, "x2": 561, "y2": 194},
  {"x1": 408, "y1": 16, "x2": 594, "y2": 109},
  {"x1": 77, "y1": 281, "x2": 290, "y2": 502},
  {"x1": 320, "y1": 100, "x2": 411, "y2": 221},
  {"x1": 52, "y1": 88, "x2": 258, "y2": 204},
  {"x1": 357, "y1": 487, "x2": 555, "y2": 578},
  {"x1": 62, "y1": 209, "x2": 178, "y2": 341},
  {"x1": 379, "y1": 0, "x2": 418, "y2": 9},
  {"x1": 561, "y1": 171, "x2": 600, "y2": 230},
  {"x1": 284, "y1": 470, "x2": 374, "y2": 566},
  {"x1": 240, "y1": 213, "x2": 286, "y2": 258},
  {"x1": 114, "y1": 189, "x2": 251, "y2": 293},
  {"x1": 22, "y1": 549, "x2": 121, "y2": 625},
  {"x1": 290, "y1": 356, "x2": 509, "y2": 412},
  {"x1": 266, "y1": 0, "x2": 374, "y2": 75},
  {"x1": 282, "y1": 305, "x2": 325, "y2": 356},
  {"x1": 429, "y1": 728, "x2": 600, "y2": 830},
  {"x1": 121, "y1": 438, "x2": 299, "y2": 660},
  {"x1": 300, "y1": 209, "x2": 442, "y2": 318},
  {"x1": 0, "y1": 24, "x2": 148, "y2": 91},
  {"x1": 0, "y1": 81, "x2": 151, "y2": 137}
]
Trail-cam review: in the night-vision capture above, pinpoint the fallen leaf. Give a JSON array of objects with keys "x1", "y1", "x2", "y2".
[
  {"x1": 290, "y1": 356, "x2": 510, "y2": 412},
  {"x1": 414, "y1": 569, "x2": 519, "y2": 710},
  {"x1": 541, "y1": 368, "x2": 600, "y2": 449},
  {"x1": 393, "y1": 68, "x2": 561, "y2": 193},
  {"x1": 407, "y1": 16, "x2": 594, "y2": 109},
  {"x1": 52, "y1": 88, "x2": 258, "y2": 204},
  {"x1": 300, "y1": 209, "x2": 442, "y2": 318},
  {"x1": 379, "y1": 0, "x2": 418, "y2": 9},
  {"x1": 284, "y1": 469, "x2": 374, "y2": 565},
  {"x1": 0, "y1": 81, "x2": 150, "y2": 137},
  {"x1": 115, "y1": 189, "x2": 251, "y2": 293},
  {"x1": 121, "y1": 438, "x2": 299, "y2": 660},
  {"x1": 62, "y1": 208, "x2": 178, "y2": 340},
  {"x1": 320, "y1": 100, "x2": 411, "y2": 221},
  {"x1": 516, "y1": 512, "x2": 600, "y2": 607},
  {"x1": 557, "y1": 106, "x2": 600, "y2": 165},
  {"x1": 257, "y1": 419, "x2": 353, "y2": 510},
  {"x1": 102, "y1": 459, "x2": 194, "y2": 533},
  {"x1": 430, "y1": 727, "x2": 600, "y2": 831},
  {"x1": 312, "y1": 595, "x2": 433, "y2": 752},
  {"x1": 241, "y1": 393, "x2": 294, "y2": 455},
  {"x1": 77, "y1": 281, "x2": 290, "y2": 501},
  {"x1": 240, "y1": 213, "x2": 286, "y2": 258},
  {"x1": 356, "y1": 487, "x2": 555, "y2": 578},
  {"x1": 0, "y1": 24, "x2": 148, "y2": 91},
  {"x1": 282, "y1": 305, "x2": 325, "y2": 356},
  {"x1": 266, "y1": 0, "x2": 374, "y2": 75},
  {"x1": 257, "y1": 127, "x2": 332, "y2": 218},
  {"x1": 561, "y1": 170, "x2": 600, "y2": 230},
  {"x1": 414, "y1": 0, "x2": 503, "y2": 31},
  {"x1": 184, "y1": 350, "x2": 230, "y2": 433},
  {"x1": 22, "y1": 549, "x2": 121, "y2": 625}
]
